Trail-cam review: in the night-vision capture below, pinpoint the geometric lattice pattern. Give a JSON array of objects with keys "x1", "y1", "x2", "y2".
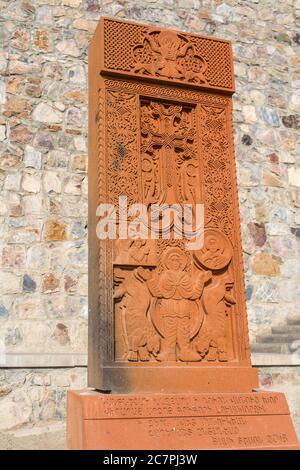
[
  {"x1": 103, "y1": 18, "x2": 234, "y2": 92},
  {"x1": 104, "y1": 20, "x2": 146, "y2": 71},
  {"x1": 191, "y1": 38, "x2": 233, "y2": 89}
]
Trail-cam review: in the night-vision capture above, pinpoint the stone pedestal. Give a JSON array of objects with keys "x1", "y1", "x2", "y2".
[{"x1": 67, "y1": 390, "x2": 300, "y2": 450}]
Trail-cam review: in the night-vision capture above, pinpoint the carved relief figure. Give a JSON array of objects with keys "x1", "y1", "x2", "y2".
[
  {"x1": 195, "y1": 274, "x2": 236, "y2": 361},
  {"x1": 132, "y1": 30, "x2": 208, "y2": 84},
  {"x1": 114, "y1": 267, "x2": 159, "y2": 361},
  {"x1": 147, "y1": 248, "x2": 212, "y2": 362},
  {"x1": 191, "y1": 229, "x2": 235, "y2": 361},
  {"x1": 107, "y1": 91, "x2": 238, "y2": 365},
  {"x1": 114, "y1": 239, "x2": 158, "y2": 266},
  {"x1": 128, "y1": 239, "x2": 151, "y2": 263},
  {"x1": 193, "y1": 228, "x2": 232, "y2": 271}
]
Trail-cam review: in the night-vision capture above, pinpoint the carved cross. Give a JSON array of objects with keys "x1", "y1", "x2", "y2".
[{"x1": 141, "y1": 101, "x2": 196, "y2": 205}]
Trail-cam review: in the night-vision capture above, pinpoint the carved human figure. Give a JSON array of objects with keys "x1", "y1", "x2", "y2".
[
  {"x1": 129, "y1": 239, "x2": 150, "y2": 263},
  {"x1": 141, "y1": 157, "x2": 155, "y2": 201},
  {"x1": 147, "y1": 247, "x2": 211, "y2": 362},
  {"x1": 202, "y1": 235, "x2": 229, "y2": 269},
  {"x1": 193, "y1": 228, "x2": 232, "y2": 271},
  {"x1": 195, "y1": 274, "x2": 236, "y2": 361},
  {"x1": 114, "y1": 239, "x2": 157, "y2": 266},
  {"x1": 114, "y1": 267, "x2": 159, "y2": 361}
]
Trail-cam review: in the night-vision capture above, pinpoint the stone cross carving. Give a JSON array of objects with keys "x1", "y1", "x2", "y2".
[
  {"x1": 140, "y1": 101, "x2": 200, "y2": 206},
  {"x1": 88, "y1": 18, "x2": 258, "y2": 393}
]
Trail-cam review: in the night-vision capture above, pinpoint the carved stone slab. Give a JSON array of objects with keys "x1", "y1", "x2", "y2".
[
  {"x1": 67, "y1": 390, "x2": 300, "y2": 450},
  {"x1": 100, "y1": 17, "x2": 235, "y2": 93},
  {"x1": 88, "y1": 18, "x2": 257, "y2": 392}
]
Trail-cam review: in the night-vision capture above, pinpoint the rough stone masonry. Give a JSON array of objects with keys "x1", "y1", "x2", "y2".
[{"x1": 0, "y1": 0, "x2": 299, "y2": 449}]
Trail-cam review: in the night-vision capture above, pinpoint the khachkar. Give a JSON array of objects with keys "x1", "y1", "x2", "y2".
[{"x1": 67, "y1": 18, "x2": 300, "y2": 450}]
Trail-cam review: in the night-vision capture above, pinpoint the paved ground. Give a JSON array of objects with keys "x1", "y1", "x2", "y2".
[{"x1": 0, "y1": 423, "x2": 67, "y2": 450}]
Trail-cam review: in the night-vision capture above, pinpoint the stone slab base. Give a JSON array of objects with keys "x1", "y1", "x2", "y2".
[
  {"x1": 67, "y1": 390, "x2": 300, "y2": 450},
  {"x1": 89, "y1": 366, "x2": 259, "y2": 394}
]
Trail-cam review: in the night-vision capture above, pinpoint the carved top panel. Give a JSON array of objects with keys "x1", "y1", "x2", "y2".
[{"x1": 100, "y1": 17, "x2": 235, "y2": 93}]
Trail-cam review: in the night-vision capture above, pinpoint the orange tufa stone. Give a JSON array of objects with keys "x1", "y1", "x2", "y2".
[{"x1": 67, "y1": 17, "x2": 300, "y2": 450}]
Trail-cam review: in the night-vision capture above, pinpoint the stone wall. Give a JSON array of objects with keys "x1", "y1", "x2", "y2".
[{"x1": 0, "y1": 0, "x2": 299, "y2": 449}]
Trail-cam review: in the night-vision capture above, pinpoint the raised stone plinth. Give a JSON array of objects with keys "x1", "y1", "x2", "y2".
[{"x1": 67, "y1": 390, "x2": 300, "y2": 450}]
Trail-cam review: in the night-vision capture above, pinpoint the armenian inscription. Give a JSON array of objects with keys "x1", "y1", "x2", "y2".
[
  {"x1": 67, "y1": 390, "x2": 299, "y2": 450},
  {"x1": 98, "y1": 393, "x2": 284, "y2": 419},
  {"x1": 146, "y1": 417, "x2": 290, "y2": 448}
]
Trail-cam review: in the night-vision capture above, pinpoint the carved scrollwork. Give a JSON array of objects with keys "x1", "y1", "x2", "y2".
[
  {"x1": 106, "y1": 91, "x2": 138, "y2": 205},
  {"x1": 102, "y1": 18, "x2": 234, "y2": 90},
  {"x1": 140, "y1": 99, "x2": 201, "y2": 207},
  {"x1": 132, "y1": 30, "x2": 209, "y2": 84},
  {"x1": 104, "y1": 87, "x2": 239, "y2": 364},
  {"x1": 199, "y1": 105, "x2": 234, "y2": 238}
]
